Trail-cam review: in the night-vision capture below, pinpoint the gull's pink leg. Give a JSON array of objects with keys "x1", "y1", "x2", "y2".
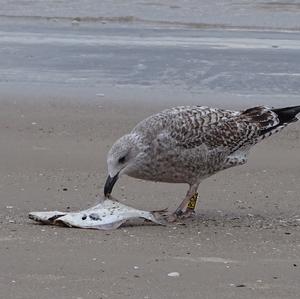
[{"x1": 167, "y1": 183, "x2": 199, "y2": 222}]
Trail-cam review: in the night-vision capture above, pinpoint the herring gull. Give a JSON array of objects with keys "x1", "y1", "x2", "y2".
[{"x1": 104, "y1": 105, "x2": 300, "y2": 221}]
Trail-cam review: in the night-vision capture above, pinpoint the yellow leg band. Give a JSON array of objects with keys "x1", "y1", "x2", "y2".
[{"x1": 187, "y1": 192, "x2": 198, "y2": 210}]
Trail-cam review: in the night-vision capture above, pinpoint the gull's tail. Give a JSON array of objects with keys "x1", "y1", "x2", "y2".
[
  {"x1": 261, "y1": 105, "x2": 300, "y2": 136},
  {"x1": 272, "y1": 105, "x2": 300, "y2": 125},
  {"x1": 239, "y1": 105, "x2": 300, "y2": 143}
]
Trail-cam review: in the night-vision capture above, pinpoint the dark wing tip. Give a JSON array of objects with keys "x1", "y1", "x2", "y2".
[{"x1": 272, "y1": 105, "x2": 300, "y2": 125}]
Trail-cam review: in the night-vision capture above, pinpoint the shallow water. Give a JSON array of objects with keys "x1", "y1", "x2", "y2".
[
  {"x1": 2, "y1": 0, "x2": 300, "y2": 30},
  {"x1": 0, "y1": 1, "x2": 300, "y2": 106}
]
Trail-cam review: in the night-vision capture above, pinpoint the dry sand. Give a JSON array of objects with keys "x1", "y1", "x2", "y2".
[{"x1": 0, "y1": 95, "x2": 300, "y2": 299}]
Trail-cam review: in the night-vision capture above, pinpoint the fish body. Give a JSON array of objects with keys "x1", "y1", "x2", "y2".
[{"x1": 29, "y1": 197, "x2": 164, "y2": 230}]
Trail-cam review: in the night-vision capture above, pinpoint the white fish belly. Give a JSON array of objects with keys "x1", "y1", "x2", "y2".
[{"x1": 29, "y1": 198, "x2": 163, "y2": 230}]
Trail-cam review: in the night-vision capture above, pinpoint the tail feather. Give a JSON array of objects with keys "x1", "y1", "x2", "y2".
[
  {"x1": 241, "y1": 105, "x2": 300, "y2": 137},
  {"x1": 223, "y1": 105, "x2": 299, "y2": 155},
  {"x1": 272, "y1": 105, "x2": 300, "y2": 125}
]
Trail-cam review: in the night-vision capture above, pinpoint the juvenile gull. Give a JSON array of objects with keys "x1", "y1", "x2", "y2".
[{"x1": 104, "y1": 105, "x2": 300, "y2": 221}]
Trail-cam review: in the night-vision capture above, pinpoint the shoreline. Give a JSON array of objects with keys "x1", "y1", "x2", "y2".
[{"x1": 1, "y1": 2, "x2": 300, "y2": 296}]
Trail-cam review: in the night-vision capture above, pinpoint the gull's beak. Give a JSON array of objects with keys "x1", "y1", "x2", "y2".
[{"x1": 104, "y1": 174, "x2": 119, "y2": 197}]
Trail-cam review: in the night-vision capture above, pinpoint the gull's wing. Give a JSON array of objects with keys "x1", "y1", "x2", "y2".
[
  {"x1": 133, "y1": 105, "x2": 281, "y2": 154},
  {"x1": 167, "y1": 106, "x2": 282, "y2": 154},
  {"x1": 202, "y1": 106, "x2": 283, "y2": 154},
  {"x1": 132, "y1": 106, "x2": 239, "y2": 140}
]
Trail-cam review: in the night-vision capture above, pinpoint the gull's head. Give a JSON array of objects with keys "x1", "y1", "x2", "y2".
[{"x1": 104, "y1": 134, "x2": 141, "y2": 197}]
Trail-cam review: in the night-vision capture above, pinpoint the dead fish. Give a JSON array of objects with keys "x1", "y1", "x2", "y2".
[
  {"x1": 29, "y1": 197, "x2": 165, "y2": 230},
  {"x1": 28, "y1": 211, "x2": 66, "y2": 224}
]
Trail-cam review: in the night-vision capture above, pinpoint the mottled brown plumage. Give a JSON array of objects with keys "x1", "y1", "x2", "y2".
[{"x1": 105, "y1": 105, "x2": 300, "y2": 220}]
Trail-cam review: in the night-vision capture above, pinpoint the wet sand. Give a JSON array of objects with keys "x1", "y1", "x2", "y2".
[
  {"x1": 1, "y1": 0, "x2": 300, "y2": 297},
  {"x1": 0, "y1": 95, "x2": 299, "y2": 299}
]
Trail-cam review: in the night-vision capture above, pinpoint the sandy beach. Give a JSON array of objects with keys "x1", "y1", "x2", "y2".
[
  {"x1": 0, "y1": 94, "x2": 299, "y2": 299},
  {"x1": 1, "y1": 1, "x2": 300, "y2": 298}
]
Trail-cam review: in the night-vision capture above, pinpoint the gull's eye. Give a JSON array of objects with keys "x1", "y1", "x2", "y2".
[{"x1": 118, "y1": 156, "x2": 126, "y2": 164}]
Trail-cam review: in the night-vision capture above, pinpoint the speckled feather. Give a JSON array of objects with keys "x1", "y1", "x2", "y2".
[{"x1": 126, "y1": 106, "x2": 285, "y2": 184}]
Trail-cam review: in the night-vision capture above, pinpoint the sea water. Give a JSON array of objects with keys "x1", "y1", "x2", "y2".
[{"x1": 0, "y1": 0, "x2": 300, "y2": 106}]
